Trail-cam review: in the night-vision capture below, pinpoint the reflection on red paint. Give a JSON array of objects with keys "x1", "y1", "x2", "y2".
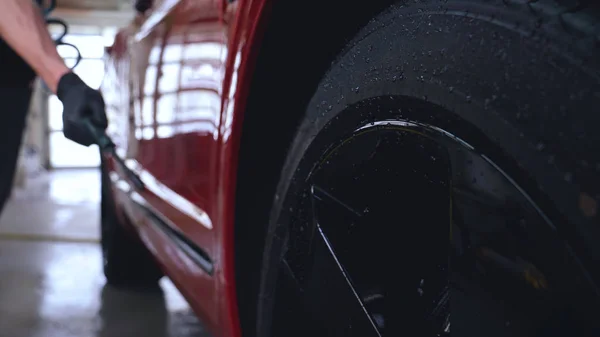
[{"x1": 101, "y1": 0, "x2": 271, "y2": 336}]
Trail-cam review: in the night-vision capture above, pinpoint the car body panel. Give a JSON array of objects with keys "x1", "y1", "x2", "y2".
[{"x1": 101, "y1": 0, "x2": 270, "y2": 337}]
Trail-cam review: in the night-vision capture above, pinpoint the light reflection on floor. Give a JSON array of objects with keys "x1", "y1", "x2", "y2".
[{"x1": 0, "y1": 169, "x2": 210, "y2": 337}]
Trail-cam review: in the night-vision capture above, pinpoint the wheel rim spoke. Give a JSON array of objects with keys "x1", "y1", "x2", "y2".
[
  {"x1": 302, "y1": 223, "x2": 382, "y2": 337},
  {"x1": 280, "y1": 183, "x2": 380, "y2": 336},
  {"x1": 311, "y1": 185, "x2": 363, "y2": 217}
]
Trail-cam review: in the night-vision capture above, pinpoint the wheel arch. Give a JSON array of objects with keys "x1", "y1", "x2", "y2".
[{"x1": 232, "y1": 0, "x2": 398, "y2": 336}]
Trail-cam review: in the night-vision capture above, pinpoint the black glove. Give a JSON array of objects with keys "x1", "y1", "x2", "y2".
[{"x1": 56, "y1": 72, "x2": 108, "y2": 147}]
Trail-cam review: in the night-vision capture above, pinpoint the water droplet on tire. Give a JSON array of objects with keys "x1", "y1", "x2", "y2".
[
  {"x1": 536, "y1": 142, "x2": 545, "y2": 151},
  {"x1": 564, "y1": 172, "x2": 573, "y2": 182}
]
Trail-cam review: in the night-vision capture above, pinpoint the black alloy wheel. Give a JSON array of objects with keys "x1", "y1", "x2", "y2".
[
  {"x1": 259, "y1": 99, "x2": 598, "y2": 337},
  {"x1": 253, "y1": 1, "x2": 600, "y2": 336}
]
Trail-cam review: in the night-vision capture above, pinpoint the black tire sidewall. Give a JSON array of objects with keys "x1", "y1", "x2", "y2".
[
  {"x1": 100, "y1": 157, "x2": 113, "y2": 258},
  {"x1": 100, "y1": 157, "x2": 123, "y2": 277},
  {"x1": 257, "y1": 1, "x2": 600, "y2": 335},
  {"x1": 99, "y1": 156, "x2": 162, "y2": 287}
]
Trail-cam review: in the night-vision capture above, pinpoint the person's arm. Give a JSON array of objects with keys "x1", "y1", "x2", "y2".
[
  {"x1": 0, "y1": 0, "x2": 70, "y2": 93},
  {"x1": 0, "y1": 0, "x2": 108, "y2": 147}
]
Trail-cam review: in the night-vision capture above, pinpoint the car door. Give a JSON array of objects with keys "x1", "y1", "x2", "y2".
[{"x1": 121, "y1": 0, "x2": 228, "y2": 332}]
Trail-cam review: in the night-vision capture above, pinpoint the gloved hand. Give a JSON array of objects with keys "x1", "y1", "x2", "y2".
[{"x1": 56, "y1": 72, "x2": 108, "y2": 147}]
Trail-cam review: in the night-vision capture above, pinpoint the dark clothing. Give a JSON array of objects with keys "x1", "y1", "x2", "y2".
[
  {"x1": 0, "y1": 39, "x2": 37, "y2": 88},
  {"x1": 0, "y1": 38, "x2": 36, "y2": 214}
]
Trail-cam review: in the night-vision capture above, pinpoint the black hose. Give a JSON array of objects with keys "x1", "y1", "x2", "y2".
[
  {"x1": 57, "y1": 41, "x2": 83, "y2": 69},
  {"x1": 45, "y1": 18, "x2": 68, "y2": 41},
  {"x1": 35, "y1": 0, "x2": 56, "y2": 16},
  {"x1": 45, "y1": 18, "x2": 83, "y2": 69},
  {"x1": 43, "y1": 0, "x2": 56, "y2": 16},
  {"x1": 38, "y1": 0, "x2": 83, "y2": 70}
]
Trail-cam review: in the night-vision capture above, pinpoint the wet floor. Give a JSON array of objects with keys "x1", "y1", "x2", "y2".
[{"x1": 0, "y1": 169, "x2": 211, "y2": 337}]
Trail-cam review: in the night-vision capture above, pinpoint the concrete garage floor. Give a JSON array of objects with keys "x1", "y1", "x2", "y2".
[{"x1": 0, "y1": 169, "x2": 211, "y2": 337}]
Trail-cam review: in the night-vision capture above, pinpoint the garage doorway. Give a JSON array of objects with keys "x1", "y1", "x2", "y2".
[{"x1": 47, "y1": 28, "x2": 115, "y2": 168}]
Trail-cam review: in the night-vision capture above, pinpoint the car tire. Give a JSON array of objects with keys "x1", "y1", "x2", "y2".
[
  {"x1": 100, "y1": 156, "x2": 163, "y2": 288},
  {"x1": 256, "y1": 1, "x2": 600, "y2": 336}
]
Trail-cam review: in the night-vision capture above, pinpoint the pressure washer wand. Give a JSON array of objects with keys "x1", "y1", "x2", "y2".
[{"x1": 83, "y1": 120, "x2": 145, "y2": 190}]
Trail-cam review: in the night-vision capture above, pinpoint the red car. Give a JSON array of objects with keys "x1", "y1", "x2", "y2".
[{"x1": 100, "y1": 0, "x2": 600, "y2": 336}]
